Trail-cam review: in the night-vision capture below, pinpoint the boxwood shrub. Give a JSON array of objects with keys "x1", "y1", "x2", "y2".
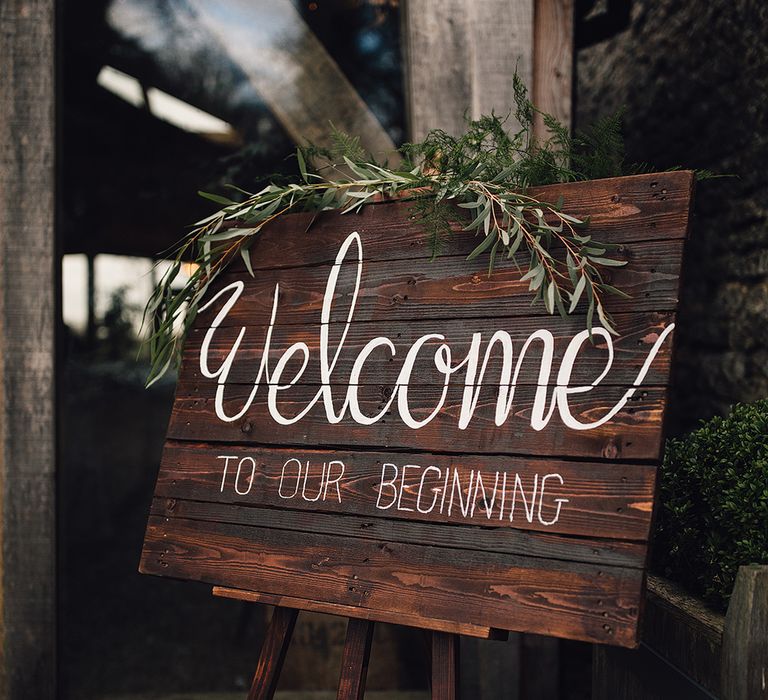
[{"x1": 653, "y1": 399, "x2": 768, "y2": 611}]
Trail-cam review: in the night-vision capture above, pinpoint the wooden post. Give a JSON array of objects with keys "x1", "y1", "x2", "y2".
[
  {"x1": 431, "y1": 632, "x2": 460, "y2": 700},
  {"x1": 721, "y1": 564, "x2": 768, "y2": 700},
  {"x1": 533, "y1": 0, "x2": 574, "y2": 137},
  {"x1": 0, "y1": 1, "x2": 57, "y2": 698},
  {"x1": 403, "y1": 0, "x2": 534, "y2": 140},
  {"x1": 247, "y1": 606, "x2": 299, "y2": 700},
  {"x1": 337, "y1": 618, "x2": 375, "y2": 700},
  {"x1": 403, "y1": 0, "x2": 574, "y2": 141}
]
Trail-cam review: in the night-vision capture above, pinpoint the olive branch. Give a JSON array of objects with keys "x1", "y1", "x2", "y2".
[{"x1": 143, "y1": 156, "x2": 627, "y2": 386}]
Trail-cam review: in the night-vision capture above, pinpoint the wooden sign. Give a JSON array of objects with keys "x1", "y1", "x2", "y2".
[{"x1": 141, "y1": 171, "x2": 694, "y2": 648}]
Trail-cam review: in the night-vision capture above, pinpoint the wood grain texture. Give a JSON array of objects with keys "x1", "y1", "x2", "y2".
[
  {"x1": 533, "y1": 0, "x2": 574, "y2": 139},
  {"x1": 0, "y1": 1, "x2": 56, "y2": 697},
  {"x1": 721, "y1": 565, "x2": 768, "y2": 700},
  {"x1": 153, "y1": 443, "x2": 656, "y2": 541},
  {"x1": 213, "y1": 586, "x2": 506, "y2": 640},
  {"x1": 468, "y1": 0, "x2": 534, "y2": 133},
  {"x1": 169, "y1": 380, "x2": 668, "y2": 460},
  {"x1": 403, "y1": 0, "x2": 533, "y2": 140},
  {"x1": 431, "y1": 632, "x2": 460, "y2": 700},
  {"x1": 183, "y1": 311, "x2": 675, "y2": 387},
  {"x1": 247, "y1": 606, "x2": 298, "y2": 700},
  {"x1": 142, "y1": 515, "x2": 644, "y2": 646},
  {"x1": 152, "y1": 496, "x2": 647, "y2": 569},
  {"x1": 336, "y1": 618, "x2": 374, "y2": 700},
  {"x1": 208, "y1": 171, "x2": 694, "y2": 274},
  {"x1": 593, "y1": 569, "x2": 768, "y2": 699},
  {"x1": 201, "y1": 238, "x2": 685, "y2": 329}
]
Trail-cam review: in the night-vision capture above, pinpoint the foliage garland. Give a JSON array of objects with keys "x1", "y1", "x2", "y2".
[{"x1": 144, "y1": 77, "x2": 638, "y2": 386}]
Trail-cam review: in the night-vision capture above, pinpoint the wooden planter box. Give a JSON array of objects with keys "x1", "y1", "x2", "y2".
[{"x1": 593, "y1": 565, "x2": 768, "y2": 699}]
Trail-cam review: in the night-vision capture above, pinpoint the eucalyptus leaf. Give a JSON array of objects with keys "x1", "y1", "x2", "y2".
[
  {"x1": 569, "y1": 275, "x2": 587, "y2": 313},
  {"x1": 296, "y1": 148, "x2": 309, "y2": 183},
  {"x1": 600, "y1": 283, "x2": 632, "y2": 299},
  {"x1": 200, "y1": 228, "x2": 252, "y2": 243},
  {"x1": 240, "y1": 246, "x2": 255, "y2": 278},
  {"x1": 545, "y1": 282, "x2": 555, "y2": 314},
  {"x1": 488, "y1": 239, "x2": 500, "y2": 275},
  {"x1": 589, "y1": 256, "x2": 627, "y2": 267},
  {"x1": 466, "y1": 233, "x2": 496, "y2": 261},
  {"x1": 506, "y1": 231, "x2": 523, "y2": 258},
  {"x1": 198, "y1": 191, "x2": 236, "y2": 206}
]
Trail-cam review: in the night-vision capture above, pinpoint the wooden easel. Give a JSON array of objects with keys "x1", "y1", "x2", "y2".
[{"x1": 214, "y1": 586, "x2": 507, "y2": 700}]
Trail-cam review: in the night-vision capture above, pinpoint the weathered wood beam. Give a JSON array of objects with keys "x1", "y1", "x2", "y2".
[
  {"x1": 403, "y1": 0, "x2": 573, "y2": 141},
  {"x1": 186, "y1": 0, "x2": 399, "y2": 162},
  {"x1": 533, "y1": 0, "x2": 574, "y2": 137},
  {"x1": 403, "y1": 0, "x2": 535, "y2": 140},
  {"x1": 336, "y1": 618, "x2": 375, "y2": 700},
  {"x1": 0, "y1": 0, "x2": 56, "y2": 697},
  {"x1": 246, "y1": 606, "x2": 298, "y2": 700},
  {"x1": 431, "y1": 632, "x2": 460, "y2": 700}
]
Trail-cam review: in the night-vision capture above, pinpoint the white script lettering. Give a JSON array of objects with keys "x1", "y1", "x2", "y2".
[{"x1": 199, "y1": 232, "x2": 673, "y2": 433}]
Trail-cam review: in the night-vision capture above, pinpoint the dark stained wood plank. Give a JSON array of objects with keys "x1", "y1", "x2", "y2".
[
  {"x1": 528, "y1": 172, "x2": 694, "y2": 241},
  {"x1": 141, "y1": 515, "x2": 644, "y2": 647},
  {"x1": 183, "y1": 311, "x2": 675, "y2": 387},
  {"x1": 431, "y1": 632, "x2": 460, "y2": 700},
  {"x1": 0, "y1": 1, "x2": 56, "y2": 697},
  {"x1": 153, "y1": 442, "x2": 656, "y2": 542},
  {"x1": 168, "y1": 380, "x2": 668, "y2": 461},
  {"x1": 213, "y1": 172, "x2": 694, "y2": 273},
  {"x1": 247, "y1": 606, "x2": 298, "y2": 700},
  {"x1": 200, "y1": 238, "x2": 686, "y2": 329},
  {"x1": 213, "y1": 586, "x2": 507, "y2": 639},
  {"x1": 336, "y1": 618, "x2": 374, "y2": 700},
  {"x1": 151, "y1": 497, "x2": 647, "y2": 568}
]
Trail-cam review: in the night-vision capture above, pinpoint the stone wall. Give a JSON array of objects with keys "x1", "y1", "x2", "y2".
[{"x1": 576, "y1": 0, "x2": 768, "y2": 433}]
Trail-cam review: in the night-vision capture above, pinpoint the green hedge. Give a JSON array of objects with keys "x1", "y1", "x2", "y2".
[{"x1": 653, "y1": 400, "x2": 768, "y2": 611}]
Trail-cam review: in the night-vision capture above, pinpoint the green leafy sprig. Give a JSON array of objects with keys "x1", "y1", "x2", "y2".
[{"x1": 143, "y1": 77, "x2": 630, "y2": 386}]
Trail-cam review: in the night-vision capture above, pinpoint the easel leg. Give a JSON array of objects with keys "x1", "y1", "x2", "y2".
[
  {"x1": 247, "y1": 606, "x2": 299, "y2": 700},
  {"x1": 431, "y1": 632, "x2": 460, "y2": 700},
  {"x1": 337, "y1": 618, "x2": 375, "y2": 700}
]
